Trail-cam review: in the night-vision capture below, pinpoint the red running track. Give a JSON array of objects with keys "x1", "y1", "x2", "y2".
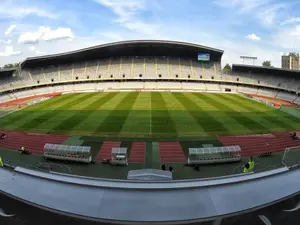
[
  {"x1": 159, "y1": 142, "x2": 186, "y2": 163},
  {"x1": 248, "y1": 94, "x2": 299, "y2": 107},
  {"x1": 96, "y1": 141, "x2": 121, "y2": 161},
  {"x1": 129, "y1": 142, "x2": 145, "y2": 163},
  {"x1": 218, "y1": 132, "x2": 300, "y2": 157},
  {"x1": 0, "y1": 93, "x2": 61, "y2": 107},
  {"x1": 0, "y1": 131, "x2": 69, "y2": 154}
]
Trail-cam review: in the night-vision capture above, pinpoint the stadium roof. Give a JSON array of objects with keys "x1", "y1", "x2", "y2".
[
  {"x1": 0, "y1": 67, "x2": 17, "y2": 72},
  {"x1": 232, "y1": 64, "x2": 300, "y2": 76},
  {"x1": 0, "y1": 67, "x2": 17, "y2": 76},
  {"x1": 22, "y1": 40, "x2": 224, "y2": 67}
]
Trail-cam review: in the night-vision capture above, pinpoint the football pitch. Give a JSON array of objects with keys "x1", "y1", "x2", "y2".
[{"x1": 0, "y1": 92, "x2": 300, "y2": 138}]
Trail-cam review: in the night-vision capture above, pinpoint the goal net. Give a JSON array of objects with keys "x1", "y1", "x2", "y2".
[{"x1": 282, "y1": 146, "x2": 300, "y2": 168}]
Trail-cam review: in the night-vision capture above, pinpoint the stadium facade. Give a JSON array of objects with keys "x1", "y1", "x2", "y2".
[{"x1": 1, "y1": 40, "x2": 300, "y2": 225}]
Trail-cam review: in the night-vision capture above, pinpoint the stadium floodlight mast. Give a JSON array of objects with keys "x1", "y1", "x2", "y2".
[{"x1": 240, "y1": 56, "x2": 258, "y2": 65}]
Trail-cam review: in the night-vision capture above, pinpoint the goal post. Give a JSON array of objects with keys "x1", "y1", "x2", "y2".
[{"x1": 282, "y1": 146, "x2": 300, "y2": 168}]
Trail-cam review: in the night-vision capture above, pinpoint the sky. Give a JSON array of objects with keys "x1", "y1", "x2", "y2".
[{"x1": 1, "y1": 0, "x2": 300, "y2": 68}]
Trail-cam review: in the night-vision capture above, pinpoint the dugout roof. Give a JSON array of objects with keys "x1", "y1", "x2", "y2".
[
  {"x1": 21, "y1": 40, "x2": 224, "y2": 68},
  {"x1": 232, "y1": 64, "x2": 300, "y2": 77}
]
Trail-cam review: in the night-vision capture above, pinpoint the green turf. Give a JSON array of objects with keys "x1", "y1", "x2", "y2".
[
  {"x1": 62, "y1": 136, "x2": 84, "y2": 146},
  {"x1": 280, "y1": 106, "x2": 300, "y2": 120},
  {"x1": 80, "y1": 137, "x2": 103, "y2": 159},
  {"x1": 1, "y1": 92, "x2": 300, "y2": 139}
]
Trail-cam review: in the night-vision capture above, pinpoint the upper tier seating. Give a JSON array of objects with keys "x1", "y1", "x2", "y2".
[
  {"x1": 0, "y1": 57, "x2": 297, "y2": 101},
  {"x1": 59, "y1": 64, "x2": 73, "y2": 81},
  {"x1": 43, "y1": 66, "x2": 59, "y2": 83},
  {"x1": 86, "y1": 60, "x2": 99, "y2": 80}
]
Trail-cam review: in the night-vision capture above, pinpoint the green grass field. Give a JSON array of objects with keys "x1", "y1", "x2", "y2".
[{"x1": 1, "y1": 92, "x2": 300, "y2": 138}]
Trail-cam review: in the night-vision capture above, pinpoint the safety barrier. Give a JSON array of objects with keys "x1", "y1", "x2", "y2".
[{"x1": 1, "y1": 165, "x2": 300, "y2": 224}]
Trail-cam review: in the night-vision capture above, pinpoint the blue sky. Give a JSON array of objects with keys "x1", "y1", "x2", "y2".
[{"x1": 1, "y1": 0, "x2": 300, "y2": 67}]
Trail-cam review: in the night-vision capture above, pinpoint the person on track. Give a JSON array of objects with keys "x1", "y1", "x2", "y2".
[
  {"x1": 243, "y1": 156, "x2": 255, "y2": 173},
  {"x1": 0, "y1": 133, "x2": 6, "y2": 139},
  {"x1": 291, "y1": 132, "x2": 298, "y2": 139},
  {"x1": 168, "y1": 165, "x2": 174, "y2": 172},
  {"x1": 20, "y1": 146, "x2": 25, "y2": 154},
  {"x1": 20, "y1": 146, "x2": 31, "y2": 155},
  {"x1": 249, "y1": 156, "x2": 255, "y2": 171},
  {"x1": 0, "y1": 156, "x2": 4, "y2": 167}
]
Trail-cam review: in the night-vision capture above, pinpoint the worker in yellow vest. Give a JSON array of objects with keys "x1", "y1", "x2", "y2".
[
  {"x1": 248, "y1": 156, "x2": 255, "y2": 171},
  {"x1": 0, "y1": 156, "x2": 4, "y2": 167},
  {"x1": 20, "y1": 146, "x2": 25, "y2": 154},
  {"x1": 243, "y1": 156, "x2": 255, "y2": 173}
]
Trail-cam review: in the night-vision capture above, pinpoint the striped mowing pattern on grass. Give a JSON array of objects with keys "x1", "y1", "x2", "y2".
[
  {"x1": 224, "y1": 94, "x2": 300, "y2": 132},
  {"x1": 0, "y1": 92, "x2": 300, "y2": 138}
]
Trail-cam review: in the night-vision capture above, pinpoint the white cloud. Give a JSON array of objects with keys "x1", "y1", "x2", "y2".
[
  {"x1": 0, "y1": 46, "x2": 22, "y2": 57},
  {"x1": 35, "y1": 50, "x2": 47, "y2": 56},
  {"x1": 18, "y1": 31, "x2": 41, "y2": 44},
  {"x1": 4, "y1": 24, "x2": 16, "y2": 36},
  {"x1": 246, "y1": 33, "x2": 261, "y2": 41},
  {"x1": 18, "y1": 26, "x2": 74, "y2": 44},
  {"x1": 94, "y1": 0, "x2": 162, "y2": 38},
  {"x1": 28, "y1": 45, "x2": 46, "y2": 55},
  {"x1": 0, "y1": 1, "x2": 58, "y2": 19},
  {"x1": 258, "y1": 4, "x2": 286, "y2": 26},
  {"x1": 281, "y1": 17, "x2": 300, "y2": 26},
  {"x1": 95, "y1": 0, "x2": 145, "y2": 23},
  {"x1": 42, "y1": 28, "x2": 74, "y2": 41},
  {"x1": 272, "y1": 25, "x2": 300, "y2": 49},
  {"x1": 122, "y1": 22, "x2": 161, "y2": 37},
  {"x1": 29, "y1": 46, "x2": 35, "y2": 52},
  {"x1": 0, "y1": 39, "x2": 12, "y2": 44},
  {"x1": 214, "y1": 0, "x2": 268, "y2": 13},
  {"x1": 215, "y1": 0, "x2": 286, "y2": 26}
]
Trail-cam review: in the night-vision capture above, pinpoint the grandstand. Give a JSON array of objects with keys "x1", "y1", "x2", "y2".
[
  {"x1": 2, "y1": 40, "x2": 300, "y2": 225},
  {"x1": 0, "y1": 41, "x2": 298, "y2": 104}
]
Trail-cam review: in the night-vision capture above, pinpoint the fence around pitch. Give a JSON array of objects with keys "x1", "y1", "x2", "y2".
[{"x1": 282, "y1": 146, "x2": 300, "y2": 169}]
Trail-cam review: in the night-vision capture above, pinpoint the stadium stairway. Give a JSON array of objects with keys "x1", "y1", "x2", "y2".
[
  {"x1": 159, "y1": 142, "x2": 186, "y2": 163},
  {"x1": 0, "y1": 131, "x2": 68, "y2": 154},
  {"x1": 95, "y1": 141, "x2": 121, "y2": 161},
  {"x1": 129, "y1": 142, "x2": 145, "y2": 163},
  {"x1": 218, "y1": 132, "x2": 300, "y2": 157}
]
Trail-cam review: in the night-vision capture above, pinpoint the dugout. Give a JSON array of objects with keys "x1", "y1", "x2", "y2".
[
  {"x1": 110, "y1": 147, "x2": 128, "y2": 166},
  {"x1": 188, "y1": 146, "x2": 241, "y2": 165},
  {"x1": 44, "y1": 144, "x2": 92, "y2": 163}
]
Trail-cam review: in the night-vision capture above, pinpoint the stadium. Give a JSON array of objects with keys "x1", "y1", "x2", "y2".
[{"x1": 1, "y1": 40, "x2": 300, "y2": 225}]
